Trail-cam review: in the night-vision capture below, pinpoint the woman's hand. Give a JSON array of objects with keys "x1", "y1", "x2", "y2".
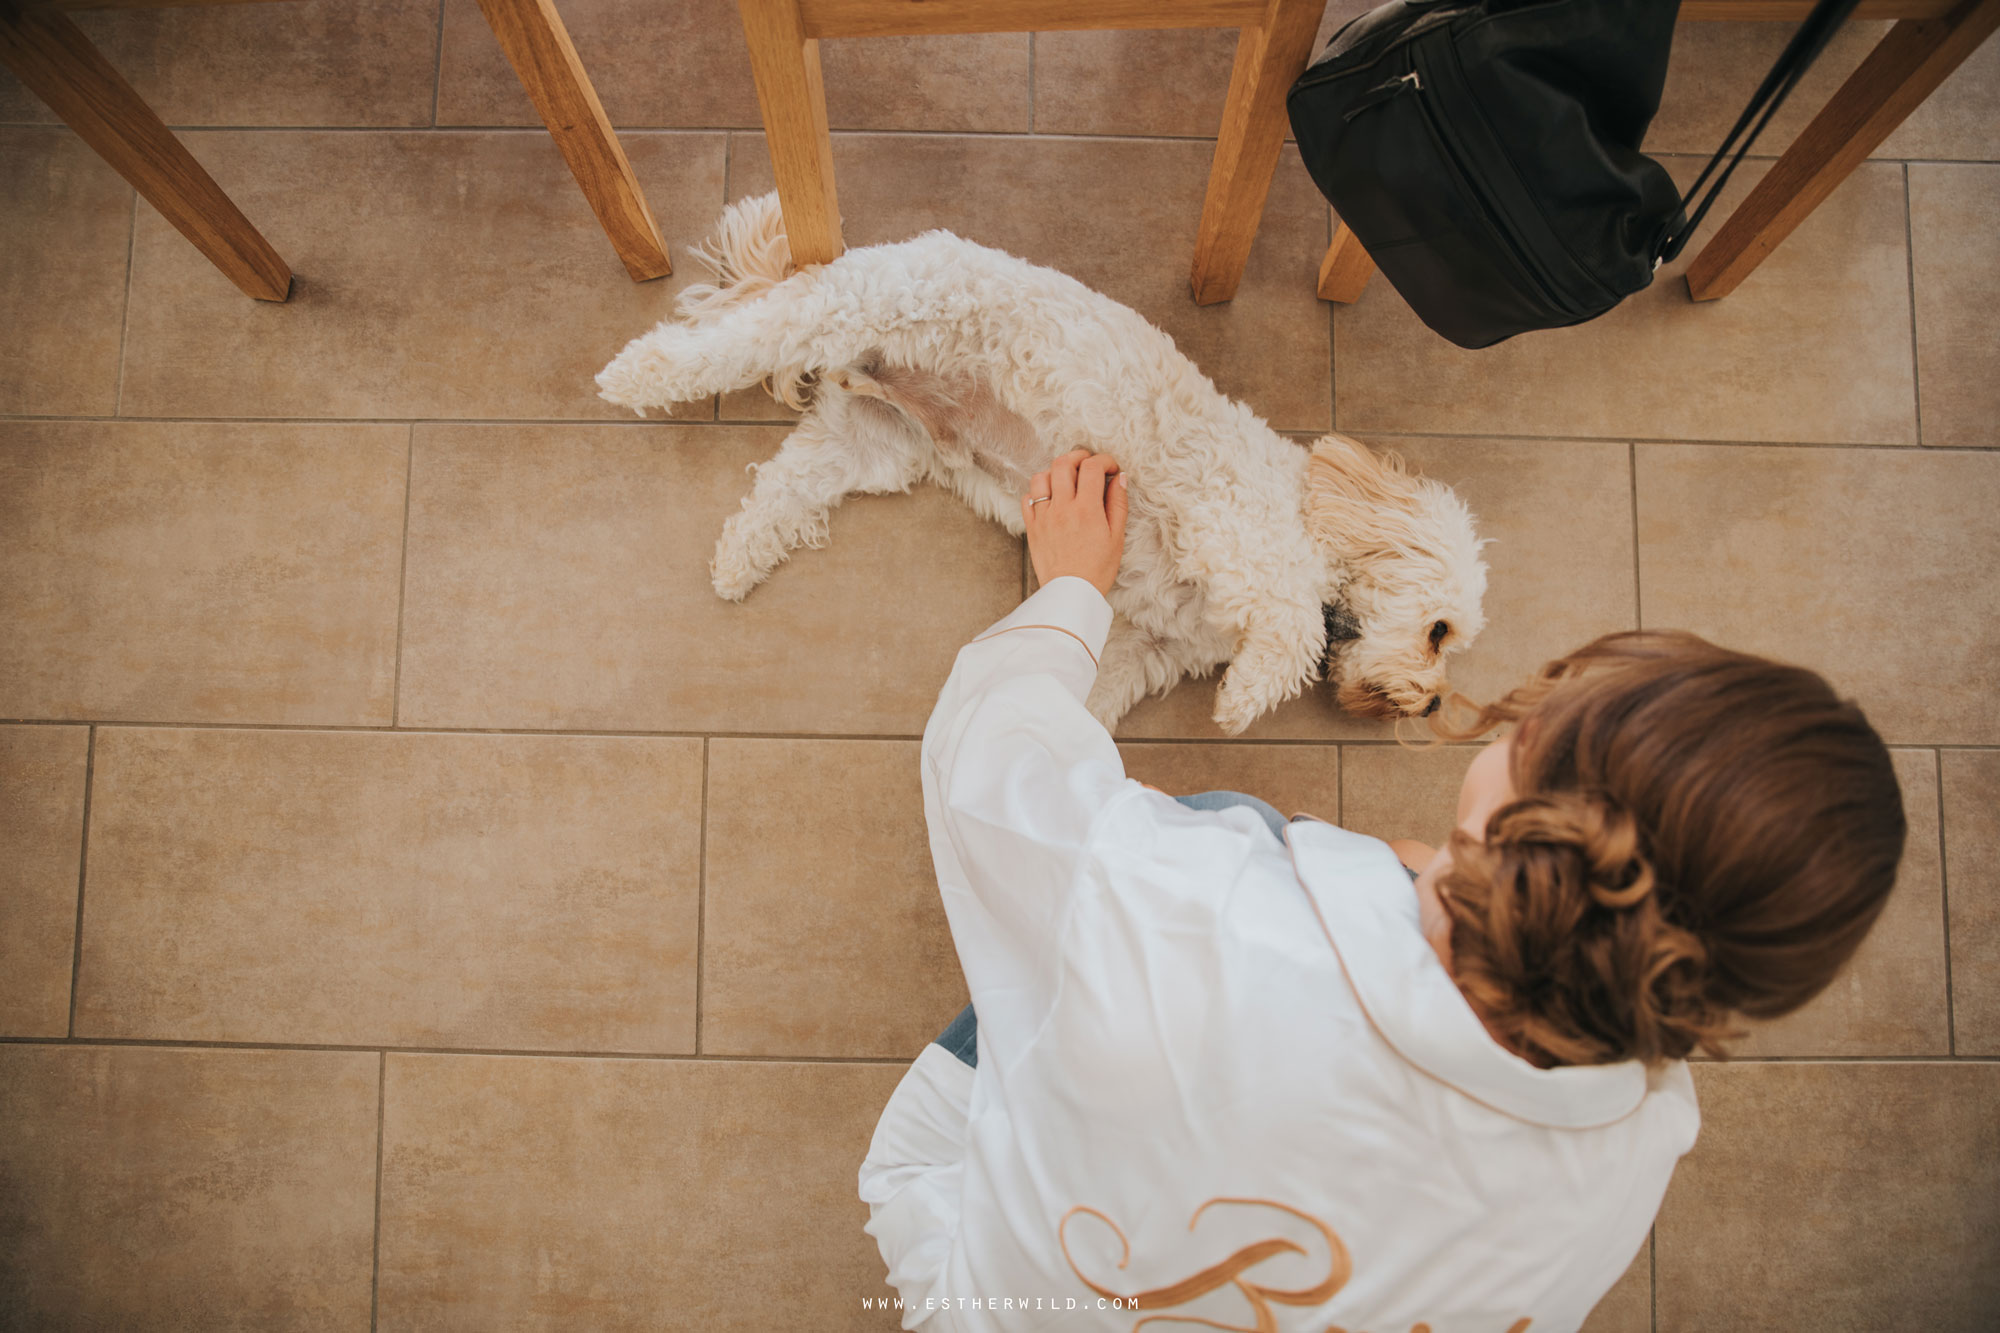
[{"x1": 1023, "y1": 450, "x2": 1128, "y2": 596}]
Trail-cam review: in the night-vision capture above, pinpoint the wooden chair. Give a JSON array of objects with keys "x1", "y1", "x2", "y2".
[
  {"x1": 1316, "y1": 0, "x2": 2000, "y2": 305},
  {"x1": 0, "y1": 0, "x2": 670, "y2": 300},
  {"x1": 738, "y1": 0, "x2": 1329, "y2": 306}
]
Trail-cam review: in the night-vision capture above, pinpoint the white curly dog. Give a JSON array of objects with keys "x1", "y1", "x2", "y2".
[{"x1": 598, "y1": 193, "x2": 1487, "y2": 735}]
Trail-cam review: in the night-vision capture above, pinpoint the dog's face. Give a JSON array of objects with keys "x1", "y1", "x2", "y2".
[{"x1": 1305, "y1": 436, "x2": 1487, "y2": 719}]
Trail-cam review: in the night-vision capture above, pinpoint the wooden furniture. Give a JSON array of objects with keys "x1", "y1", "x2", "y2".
[
  {"x1": 1314, "y1": 0, "x2": 2000, "y2": 306},
  {"x1": 0, "y1": 0, "x2": 670, "y2": 300},
  {"x1": 738, "y1": 0, "x2": 1330, "y2": 306}
]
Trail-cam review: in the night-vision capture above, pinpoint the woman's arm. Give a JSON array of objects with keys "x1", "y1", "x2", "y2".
[{"x1": 919, "y1": 454, "x2": 1131, "y2": 1020}]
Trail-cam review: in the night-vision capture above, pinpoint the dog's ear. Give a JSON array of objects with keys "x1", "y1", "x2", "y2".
[{"x1": 1305, "y1": 435, "x2": 1431, "y2": 562}]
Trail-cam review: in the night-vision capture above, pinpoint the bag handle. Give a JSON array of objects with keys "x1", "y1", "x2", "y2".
[{"x1": 1657, "y1": 0, "x2": 1866, "y2": 264}]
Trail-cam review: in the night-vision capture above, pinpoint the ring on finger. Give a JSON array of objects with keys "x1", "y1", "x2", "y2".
[{"x1": 1027, "y1": 495, "x2": 1051, "y2": 507}]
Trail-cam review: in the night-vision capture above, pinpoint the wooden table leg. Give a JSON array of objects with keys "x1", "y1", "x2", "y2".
[
  {"x1": 738, "y1": 0, "x2": 841, "y2": 266},
  {"x1": 1189, "y1": 0, "x2": 1326, "y2": 305},
  {"x1": 1687, "y1": 0, "x2": 2000, "y2": 302},
  {"x1": 1317, "y1": 219, "x2": 1374, "y2": 303},
  {"x1": 476, "y1": 0, "x2": 670, "y2": 282},
  {"x1": 0, "y1": 2, "x2": 290, "y2": 301}
]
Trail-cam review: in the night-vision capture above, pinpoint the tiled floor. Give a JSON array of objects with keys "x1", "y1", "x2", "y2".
[{"x1": 1, "y1": 2, "x2": 1996, "y2": 1329}]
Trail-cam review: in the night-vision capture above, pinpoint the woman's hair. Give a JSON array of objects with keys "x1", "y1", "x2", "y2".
[{"x1": 1435, "y1": 631, "x2": 1905, "y2": 1067}]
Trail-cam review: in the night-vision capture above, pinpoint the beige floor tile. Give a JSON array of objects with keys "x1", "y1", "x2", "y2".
[
  {"x1": 1334, "y1": 158, "x2": 1916, "y2": 445},
  {"x1": 1910, "y1": 164, "x2": 2000, "y2": 448},
  {"x1": 0, "y1": 421, "x2": 407, "y2": 726},
  {"x1": 1338, "y1": 742, "x2": 1474, "y2": 847},
  {"x1": 397, "y1": 423, "x2": 1022, "y2": 734},
  {"x1": 702, "y1": 739, "x2": 964, "y2": 1058},
  {"x1": 0, "y1": 726, "x2": 87, "y2": 1037},
  {"x1": 1648, "y1": 21, "x2": 1887, "y2": 159},
  {"x1": 1118, "y1": 434, "x2": 1635, "y2": 741},
  {"x1": 1378, "y1": 436, "x2": 1640, "y2": 709},
  {"x1": 1943, "y1": 749, "x2": 2000, "y2": 1056},
  {"x1": 1117, "y1": 741, "x2": 1341, "y2": 823},
  {"x1": 1648, "y1": 20, "x2": 2000, "y2": 163},
  {"x1": 117, "y1": 131, "x2": 724, "y2": 419},
  {"x1": 1657, "y1": 1061, "x2": 2000, "y2": 1329},
  {"x1": 1030, "y1": 27, "x2": 1249, "y2": 140},
  {"x1": 728, "y1": 132, "x2": 1334, "y2": 432},
  {"x1": 0, "y1": 0, "x2": 441, "y2": 128},
  {"x1": 1734, "y1": 749, "x2": 1948, "y2": 1057},
  {"x1": 1028, "y1": 5, "x2": 1362, "y2": 139},
  {"x1": 1882, "y1": 32, "x2": 2000, "y2": 162},
  {"x1": 75, "y1": 728, "x2": 703, "y2": 1051},
  {"x1": 0, "y1": 1045, "x2": 379, "y2": 1331},
  {"x1": 0, "y1": 131, "x2": 131, "y2": 417},
  {"x1": 377, "y1": 1053, "x2": 905, "y2": 1331},
  {"x1": 1579, "y1": 1237, "x2": 1651, "y2": 1333},
  {"x1": 437, "y1": 0, "x2": 1027, "y2": 132},
  {"x1": 1635, "y1": 444, "x2": 2000, "y2": 746}
]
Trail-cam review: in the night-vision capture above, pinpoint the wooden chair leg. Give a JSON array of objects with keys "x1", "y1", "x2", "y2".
[
  {"x1": 738, "y1": 0, "x2": 841, "y2": 266},
  {"x1": 1189, "y1": 0, "x2": 1327, "y2": 306},
  {"x1": 476, "y1": 0, "x2": 670, "y2": 282},
  {"x1": 1317, "y1": 219, "x2": 1374, "y2": 303},
  {"x1": 0, "y1": 3, "x2": 290, "y2": 301},
  {"x1": 1687, "y1": 0, "x2": 2000, "y2": 301}
]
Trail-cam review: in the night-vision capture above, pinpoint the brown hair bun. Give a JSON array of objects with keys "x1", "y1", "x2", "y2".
[{"x1": 1438, "y1": 631, "x2": 1905, "y2": 1068}]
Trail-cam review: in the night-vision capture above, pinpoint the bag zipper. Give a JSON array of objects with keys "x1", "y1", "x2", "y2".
[
  {"x1": 1406, "y1": 45, "x2": 1584, "y2": 316},
  {"x1": 1342, "y1": 71, "x2": 1421, "y2": 122},
  {"x1": 1289, "y1": 5, "x2": 1474, "y2": 94}
]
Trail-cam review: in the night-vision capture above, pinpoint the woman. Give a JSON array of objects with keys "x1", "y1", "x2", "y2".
[{"x1": 860, "y1": 451, "x2": 1905, "y2": 1332}]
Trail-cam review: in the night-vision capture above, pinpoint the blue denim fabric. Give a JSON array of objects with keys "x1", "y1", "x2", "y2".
[
  {"x1": 1171, "y1": 788, "x2": 1290, "y2": 843},
  {"x1": 933, "y1": 790, "x2": 1289, "y2": 1067}
]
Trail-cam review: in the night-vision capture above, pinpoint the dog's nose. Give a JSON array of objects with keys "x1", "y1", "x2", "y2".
[{"x1": 1421, "y1": 695, "x2": 1441, "y2": 717}]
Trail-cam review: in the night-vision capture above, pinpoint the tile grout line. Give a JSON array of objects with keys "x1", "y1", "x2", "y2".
[
  {"x1": 7, "y1": 414, "x2": 1991, "y2": 455},
  {"x1": 369, "y1": 1049, "x2": 386, "y2": 1333},
  {"x1": 1026, "y1": 34, "x2": 1035, "y2": 134},
  {"x1": 1902, "y1": 163, "x2": 1926, "y2": 447},
  {"x1": 0, "y1": 1032, "x2": 930, "y2": 1064},
  {"x1": 4, "y1": 1032, "x2": 1993, "y2": 1065},
  {"x1": 429, "y1": 0, "x2": 446, "y2": 129},
  {"x1": 65, "y1": 726, "x2": 97, "y2": 1038},
  {"x1": 4, "y1": 716, "x2": 1994, "y2": 750},
  {"x1": 694, "y1": 738, "x2": 710, "y2": 1056},
  {"x1": 1334, "y1": 744, "x2": 1345, "y2": 826},
  {"x1": 390, "y1": 424, "x2": 416, "y2": 728},
  {"x1": 1326, "y1": 203, "x2": 1337, "y2": 434},
  {"x1": 0, "y1": 717, "x2": 1488, "y2": 746},
  {"x1": 2, "y1": 116, "x2": 1994, "y2": 163},
  {"x1": 1628, "y1": 441, "x2": 1644, "y2": 630},
  {"x1": 1936, "y1": 747, "x2": 1955, "y2": 1056},
  {"x1": 111, "y1": 192, "x2": 137, "y2": 416},
  {"x1": 1649, "y1": 1226, "x2": 1658, "y2": 1333}
]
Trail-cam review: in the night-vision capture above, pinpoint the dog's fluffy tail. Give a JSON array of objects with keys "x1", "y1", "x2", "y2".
[
  {"x1": 676, "y1": 191, "x2": 795, "y2": 322},
  {"x1": 668, "y1": 190, "x2": 822, "y2": 410}
]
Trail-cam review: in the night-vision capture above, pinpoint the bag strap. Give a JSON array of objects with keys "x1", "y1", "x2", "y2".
[{"x1": 1657, "y1": 0, "x2": 1866, "y2": 264}]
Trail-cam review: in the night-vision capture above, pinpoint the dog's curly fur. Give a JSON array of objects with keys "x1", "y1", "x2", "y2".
[{"x1": 598, "y1": 193, "x2": 1487, "y2": 735}]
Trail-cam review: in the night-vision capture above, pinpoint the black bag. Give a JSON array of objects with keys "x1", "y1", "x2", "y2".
[{"x1": 1287, "y1": 0, "x2": 1861, "y2": 349}]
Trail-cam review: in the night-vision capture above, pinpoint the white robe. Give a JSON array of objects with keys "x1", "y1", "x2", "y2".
[{"x1": 860, "y1": 577, "x2": 1699, "y2": 1332}]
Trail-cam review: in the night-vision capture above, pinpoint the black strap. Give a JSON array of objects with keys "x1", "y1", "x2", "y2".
[{"x1": 1657, "y1": 0, "x2": 1866, "y2": 263}]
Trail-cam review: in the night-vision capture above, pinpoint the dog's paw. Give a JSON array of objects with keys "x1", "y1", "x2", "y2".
[
  {"x1": 596, "y1": 327, "x2": 713, "y2": 412},
  {"x1": 709, "y1": 544, "x2": 765, "y2": 602},
  {"x1": 1209, "y1": 690, "x2": 1260, "y2": 737}
]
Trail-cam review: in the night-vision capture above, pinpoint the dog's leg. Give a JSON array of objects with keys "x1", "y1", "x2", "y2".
[
  {"x1": 1211, "y1": 602, "x2": 1325, "y2": 735},
  {"x1": 599, "y1": 309, "x2": 792, "y2": 412},
  {"x1": 711, "y1": 394, "x2": 926, "y2": 600},
  {"x1": 1086, "y1": 617, "x2": 1186, "y2": 732}
]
